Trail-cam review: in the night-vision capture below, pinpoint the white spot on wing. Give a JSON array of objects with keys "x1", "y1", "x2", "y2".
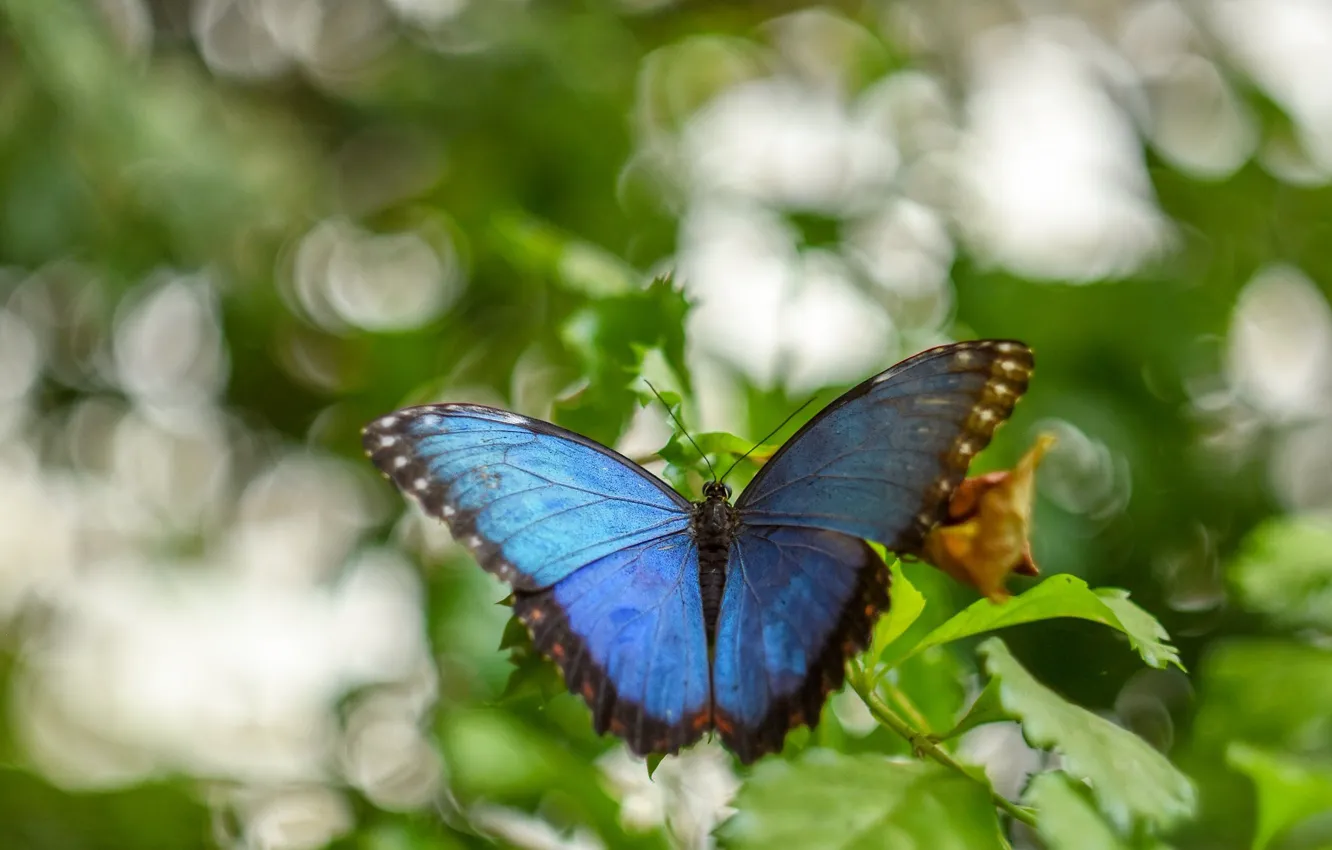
[
  {"x1": 378, "y1": 435, "x2": 397, "y2": 448},
  {"x1": 997, "y1": 359, "x2": 1027, "y2": 378},
  {"x1": 393, "y1": 456, "x2": 409, "y2": 469},
  {"x1": 412, "y1": 477, "x2": 429, "y2": 492}
]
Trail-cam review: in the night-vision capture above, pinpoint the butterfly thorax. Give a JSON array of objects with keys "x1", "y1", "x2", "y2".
[{"x1": 694, "y1": 482, "x2": 738, "y2": 641}]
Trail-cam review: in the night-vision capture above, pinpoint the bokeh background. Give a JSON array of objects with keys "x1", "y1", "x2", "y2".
[{"x1": 2, "y1": 0, "x2": 1332, "y2": 848}]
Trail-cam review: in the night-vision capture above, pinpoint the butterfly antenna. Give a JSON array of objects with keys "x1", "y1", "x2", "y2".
[
  {"x1": 718, "y1": 394, "x2": 818, "y2": 485},
  {"x1": 644, "y1": 380, "x2": 718, "y2": 482}
]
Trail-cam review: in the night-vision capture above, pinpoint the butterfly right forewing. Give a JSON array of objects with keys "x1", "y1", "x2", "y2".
[{"x1": 735, "y1": 340, "x2": 1034, "y2": 554}]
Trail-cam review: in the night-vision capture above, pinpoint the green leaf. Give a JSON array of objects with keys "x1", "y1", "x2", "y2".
[
  {"x1": 1093, "y1": 589, "x2": 1181, "y2": 671},
  {"x1": 906, "y1": 575, "x2": 1181, "y2": 671},
  {"x1": 979, "y1": 638, "x2": 1196, "y2": 832},
  {"x1": 716, "y1": 751, "x2": 1004, "y2": 850},
  {"x1": 1229, "y1": 517, "x2": 1332, "y2": 630},
  {"x1": 890, "y1": 647, "x2": 967, "y2": 738},
  {"x1": 555, "y1": 277, "x2": 692, "y2": 446},
  {"x1": 346, "y1": 820, "x2": 471, "y2": 850},
  {"x1": 1185, "y1": 640, "x2": 1332, "y2": 849},
  {"x1": 812, "y1": 698, "x2": 850, "y2": 753},
  {"x1": 497, "y1": 615, "x2": 531, "y2": 651},
  {"x1": 868, "y1": 564, "x2": 961, "y2": 673},
  {"x1": 489, "y1": 209, "x2": 638, "y2": 298},
  {"x1": 688, "y1": 431, "x2": 764, "y2": 465},
  {"x1": 1227, "y1": 743, "x2": 1332, "y2": 850},
  {"x1": 439, "y1": 711, "x2": 670, "y2": 850},
  {"x1": 439, "y1": 710, "x2": 566, "y2": 796},
  {"x1": 863, "y1": 559, "x2": 925, "y2": 671},
  {"x1": 0, "y1": 769, "x2": 210, "y2": 850},
  {"x1": 941, "y1": 678, "x2": 1011, "y2": 741},
  {"x1": 646, "y1": 753, "x2": 665, "y2": 780},
  {"x1": 655, "y1": 427, "x2": 759, "y2": 494},
  {"x1": 1025, "y1": 772, "x2": 1172, "y2": 850},
  {"x1": 1192, "y1": 641, "x2": 1332, "y2": 757},
  {"x1": 498, "y1": 653, "x2": 563, "y2": 705}
]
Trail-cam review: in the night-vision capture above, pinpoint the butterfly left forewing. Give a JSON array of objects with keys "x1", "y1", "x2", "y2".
[{"x1": 363, "y1": 403, "x2": 692, "y2": 590}]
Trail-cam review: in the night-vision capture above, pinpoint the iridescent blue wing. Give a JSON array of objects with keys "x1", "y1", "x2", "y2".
[
  {"x1": 364, "y1": 404, "x2": 711, "y2": 755},
  {"x1": 712, "y1": 525, "x2": 888, "y2": 762},
  {"x1": 735, "y1": 340, "x2": 1034, "y2": 554},
  {"x1": 363, "y1": 404, "x2": 692, "y2": 589},
  {"x1": 514, "y1": 533, "x2": 711, "y2": 755}
]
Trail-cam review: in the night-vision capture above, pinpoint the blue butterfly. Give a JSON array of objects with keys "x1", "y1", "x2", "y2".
[{"x1": 363, "y1": 340, "x2": 1032, "y2": 762}]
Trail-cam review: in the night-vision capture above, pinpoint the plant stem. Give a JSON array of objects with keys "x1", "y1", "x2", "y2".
[
  {"x1": 849, "y1": 667, "x2": 1039, "y2": 829},
  {"x1": 881, "y1": 680, "x2": 934, "y2": 734}
]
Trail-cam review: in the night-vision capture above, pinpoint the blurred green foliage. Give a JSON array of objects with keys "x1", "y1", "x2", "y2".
[
  {"x1": 716, "y1": 754, "x2": 1005, "y2": 850},
  {"x1": 2, "y1": 1, "x2": 1332, "y2": 849}
]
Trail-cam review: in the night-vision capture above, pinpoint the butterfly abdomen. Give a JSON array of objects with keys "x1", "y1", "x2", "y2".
[
  {"x1": 693, "y1": 490, "x2": 737, "y2": 639},
  {"x1": 699, "y1": 550, "x2": 727, "y2": 639}
]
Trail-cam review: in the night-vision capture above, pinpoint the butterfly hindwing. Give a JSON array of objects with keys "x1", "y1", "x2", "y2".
[
  {"x1": 514, "y1": 532, "x2": 711, "y2": 756},
  {"x1": 712, "y1": 525, "x2": 888, "y2": 763},
  {"x1": 736, "y1": 340, "x2": 1034, "y2": 555},
  {"x1": 363, "y1": 404, "x2": 692, "y2": 590}
]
